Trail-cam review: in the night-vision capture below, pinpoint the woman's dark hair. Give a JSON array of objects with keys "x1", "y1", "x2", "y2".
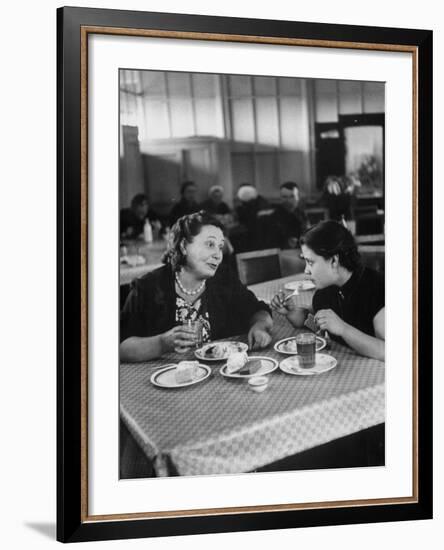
[
  {"x1": 180, "y1": 180, "x2": 197, "y2": 196},
  {"x1": 300, "y1": 220, "x2": 361, "y2": 272},
  {"x1": 163, "y1": 211, "x2": 225, "y2": 271}
]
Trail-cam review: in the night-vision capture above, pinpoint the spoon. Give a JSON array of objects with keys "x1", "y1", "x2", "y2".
[{"x1": 282, "y1": 289, "x2": 299, "y2": 303}]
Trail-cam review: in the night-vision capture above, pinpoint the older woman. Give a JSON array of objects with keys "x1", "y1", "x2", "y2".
[
  {"x1": 120, "y1": 211, "x2": 273, "y2": 362},
  {"x1": 272, "y1": 221, "x2": 384, "y2": 360}
]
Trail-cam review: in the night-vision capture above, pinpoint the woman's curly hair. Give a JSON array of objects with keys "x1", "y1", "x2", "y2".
[
  {"x1": 300, "y1": 220, "x2": 361, "y2": 272},
  {"x1": 163, "y1": 211, "x2": 225, "y2": 271}
]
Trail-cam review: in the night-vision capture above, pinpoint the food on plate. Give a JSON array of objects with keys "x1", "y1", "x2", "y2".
[
  {"x1": 226, "y1": 357, "x2": 265, "y2": 376},
  {"x1": 175, "y1": 361, "x2": 200, "y2": 384},
  {"x1": 201, "y1": 341, "x2": 246, "y2": 359},
  {"x1": 280, "y1": 339, "x2": 298, "y2": 353},
  {"x1": 203, "y1": 343, "x2": 226, "y2": 359},
  {"x1": 238, "y1": 359, "x2": 264, "y2": 376},
  {"x1": 226, "y1": 351, "x2": 249, "y2": 374}
]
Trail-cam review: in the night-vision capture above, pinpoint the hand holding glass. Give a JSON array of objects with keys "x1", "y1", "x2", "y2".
[{"x1": 174, "y1": 320, "x2": 202, "y2": 353}]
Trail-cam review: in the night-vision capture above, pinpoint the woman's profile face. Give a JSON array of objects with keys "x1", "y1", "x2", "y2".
[
  {"x1": 184, "y1": 225, "x2": 224, "y2": 279},
  {"x1": 301, "y1": 244, "x2": 336, "y2": 289}
]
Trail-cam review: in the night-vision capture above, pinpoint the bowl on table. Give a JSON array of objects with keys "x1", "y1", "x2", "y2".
[{"x1": 248, "y1": 376, "x2": 269, "y2": 393}]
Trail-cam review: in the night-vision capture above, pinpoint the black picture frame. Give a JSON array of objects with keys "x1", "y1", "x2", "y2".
[{"x1": 57, "y1": 6, "x2": 433, "y2": 543}]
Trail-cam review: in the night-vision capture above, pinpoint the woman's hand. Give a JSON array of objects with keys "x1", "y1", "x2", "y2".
[
  {"x1": 161, "y1": 325, "x2": 196, "y2": 352},
  {"x1": 270, "y1": 291, "x2": 299, "y2": 316},
  {"x1": 314, "y1": 309, "x2": 347, "y2": 337},
  {"x1": 248, "y1": 322, "x2": 272, "y2": 350}
]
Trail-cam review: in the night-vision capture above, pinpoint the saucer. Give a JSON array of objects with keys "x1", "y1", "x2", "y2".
[{"x1": 279, "y1": 354, "x2": 337, "y2": 376}]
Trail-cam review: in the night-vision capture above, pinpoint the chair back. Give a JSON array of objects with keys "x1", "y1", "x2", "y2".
[
  {"x1": 235, "y1": 248, "x2": 281, "y2": 286},
  {"x1": 355, "y1": 211, "x2": 384, "y2": 236},
  {"x1": 358, "y1": 245, "x2": 385, "y2": 274},
  {"x1": 306, "y1": 207, "x2": 329, "y2": 226}
]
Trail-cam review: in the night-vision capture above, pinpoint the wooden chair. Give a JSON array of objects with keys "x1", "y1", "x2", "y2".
[
  {"x1": 279, "y1": 248, "x2": 306, "y2": 277},
  {"x1": 235, "y1": 248, "x2": 282, "y2": 286},
  {"x1": 358, "y1": 245, "x2": 385, "y2": 273}
]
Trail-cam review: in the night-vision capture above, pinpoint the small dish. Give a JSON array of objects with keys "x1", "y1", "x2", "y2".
[
  {"x1": 284, "y1": 279, "x2": 315, "y2": 292},
  {"x1": 248, "y1": 376, "x2": 269, "y2": 393},
  {"x1": 220, "y1": 356, "x2": 278, "y2": 379},
  {"x1": 279, "y1": 354, "x2": 337, "y2": 376}
]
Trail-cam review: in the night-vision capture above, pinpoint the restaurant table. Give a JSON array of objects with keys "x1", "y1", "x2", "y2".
[
  {"x1": 120, "y1": 239, "x2": 166, "y2": 286},
  {"x1": 120, "y1": 276, "x2": 385, "y2": 477}
]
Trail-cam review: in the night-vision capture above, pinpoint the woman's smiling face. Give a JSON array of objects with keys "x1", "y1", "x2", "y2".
[
  {"x1": 301, "y1": 244, "x2": 337, "y2": 289},
  {"x1": 184, "y1": 225, "x2": 225, "y2": 279}
]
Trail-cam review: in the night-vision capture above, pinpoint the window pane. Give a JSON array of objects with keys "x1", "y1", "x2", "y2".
[
  {"x1": 229, "y1": 75, "x2": 252, "y2": 98},
  {"x1": 315, "y1": 80, "x2": 338, "y2": 122},
  {"x1": 254, "y1": 76, "x2": 277, "y2": 96},
  {"x1": 231, "y1": 98, "x2": 255, "y2": 142},
  {"x1": 256, "y1": 97, "x2": 279, "y2": 147}
]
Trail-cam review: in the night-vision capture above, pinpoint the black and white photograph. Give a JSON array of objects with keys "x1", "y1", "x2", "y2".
[{"x1": 118, "y1": 69, "x2": 386, "y2": 479}]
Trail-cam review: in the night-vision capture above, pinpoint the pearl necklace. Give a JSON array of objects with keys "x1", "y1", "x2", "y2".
[{"x1": 175, "y1": 272, "x2": 206, "y2": 296}]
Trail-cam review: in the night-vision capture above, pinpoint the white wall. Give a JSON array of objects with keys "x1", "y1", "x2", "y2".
[{"x1": 0, "y1": 1, "x2": 441, "y2": 550}]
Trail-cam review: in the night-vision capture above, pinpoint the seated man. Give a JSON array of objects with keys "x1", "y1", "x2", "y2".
[
  {"x1": 270, "y1": 182, "x2": 308, "y2": 248},
  {"x1": 120, "y1": 194, "x2": 161, "y2": 239}
]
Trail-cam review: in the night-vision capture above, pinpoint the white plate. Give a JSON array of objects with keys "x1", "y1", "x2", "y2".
[
  {"x1": 220, "y1": 356, "x2": 278, "y2": 379},
  {"x1": 195, "y1": 341, "x2": 248, "y2": 361},
  {"x1": 284, "y1": 279, "x2": 315, "y2": 291},
  {"x1": 279, "y1": 354, "x2": 337, "y2": 376},
  {"x1": 150, "y1": 363, "x2": 211, "y2": 388},
  {"x1": 274, "y1": 336, "x2": 326, "y2": 355}
]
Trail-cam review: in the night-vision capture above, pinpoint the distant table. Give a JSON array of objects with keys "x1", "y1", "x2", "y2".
[
  {"x1": 120, "y1": 240, "x2": 166, "y2": 286},
  {"x1": 120, "y1": 283, "x2": 385, "y2": 476}
]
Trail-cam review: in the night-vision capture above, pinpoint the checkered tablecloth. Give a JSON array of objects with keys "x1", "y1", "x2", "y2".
[{"x1": 120, "y1": 292, "x2": 385, "y2": 477}]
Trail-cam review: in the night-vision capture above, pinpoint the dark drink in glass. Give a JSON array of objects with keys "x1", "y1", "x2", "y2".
[{"x1": 295, "y1": 332, "x2": 316, "y2": 368}]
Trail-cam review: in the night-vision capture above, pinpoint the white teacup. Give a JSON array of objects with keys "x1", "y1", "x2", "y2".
[{"x1": 248, "y1": 376, "x2": 269, "y2": 393}]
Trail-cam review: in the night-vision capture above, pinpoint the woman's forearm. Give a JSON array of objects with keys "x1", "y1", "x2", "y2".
[
  {"x1": 341, "y1": 324, "x2": 385, "y2": 361},
  {"x1": 286, "y1": 308, "x2": 309, "y2": 328},
  {"x1": 120, "y1": 334, "x2": 165, "y2": 362},
  {"x1": 249, "y1": 310, "x2": 273, "y2": 331}
]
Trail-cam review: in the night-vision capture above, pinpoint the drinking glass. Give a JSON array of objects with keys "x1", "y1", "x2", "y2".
[
  {"x1": 186, "y1": 319, "x2": 203, "y2": 349},
  {"x1": 174, "y1": 320, "x2": 202, "y2": 353},
  {"x1": 295, "y1": 332, "x2": 316, "y2": 368}
]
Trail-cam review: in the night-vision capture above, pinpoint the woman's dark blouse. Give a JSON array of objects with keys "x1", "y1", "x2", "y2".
[
  {"x1": 120, "y1": 264, "x2": 271, "y2": 343},
  {"x1": 312, "y1": 265, "x2": 384, "y2": 345}
]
